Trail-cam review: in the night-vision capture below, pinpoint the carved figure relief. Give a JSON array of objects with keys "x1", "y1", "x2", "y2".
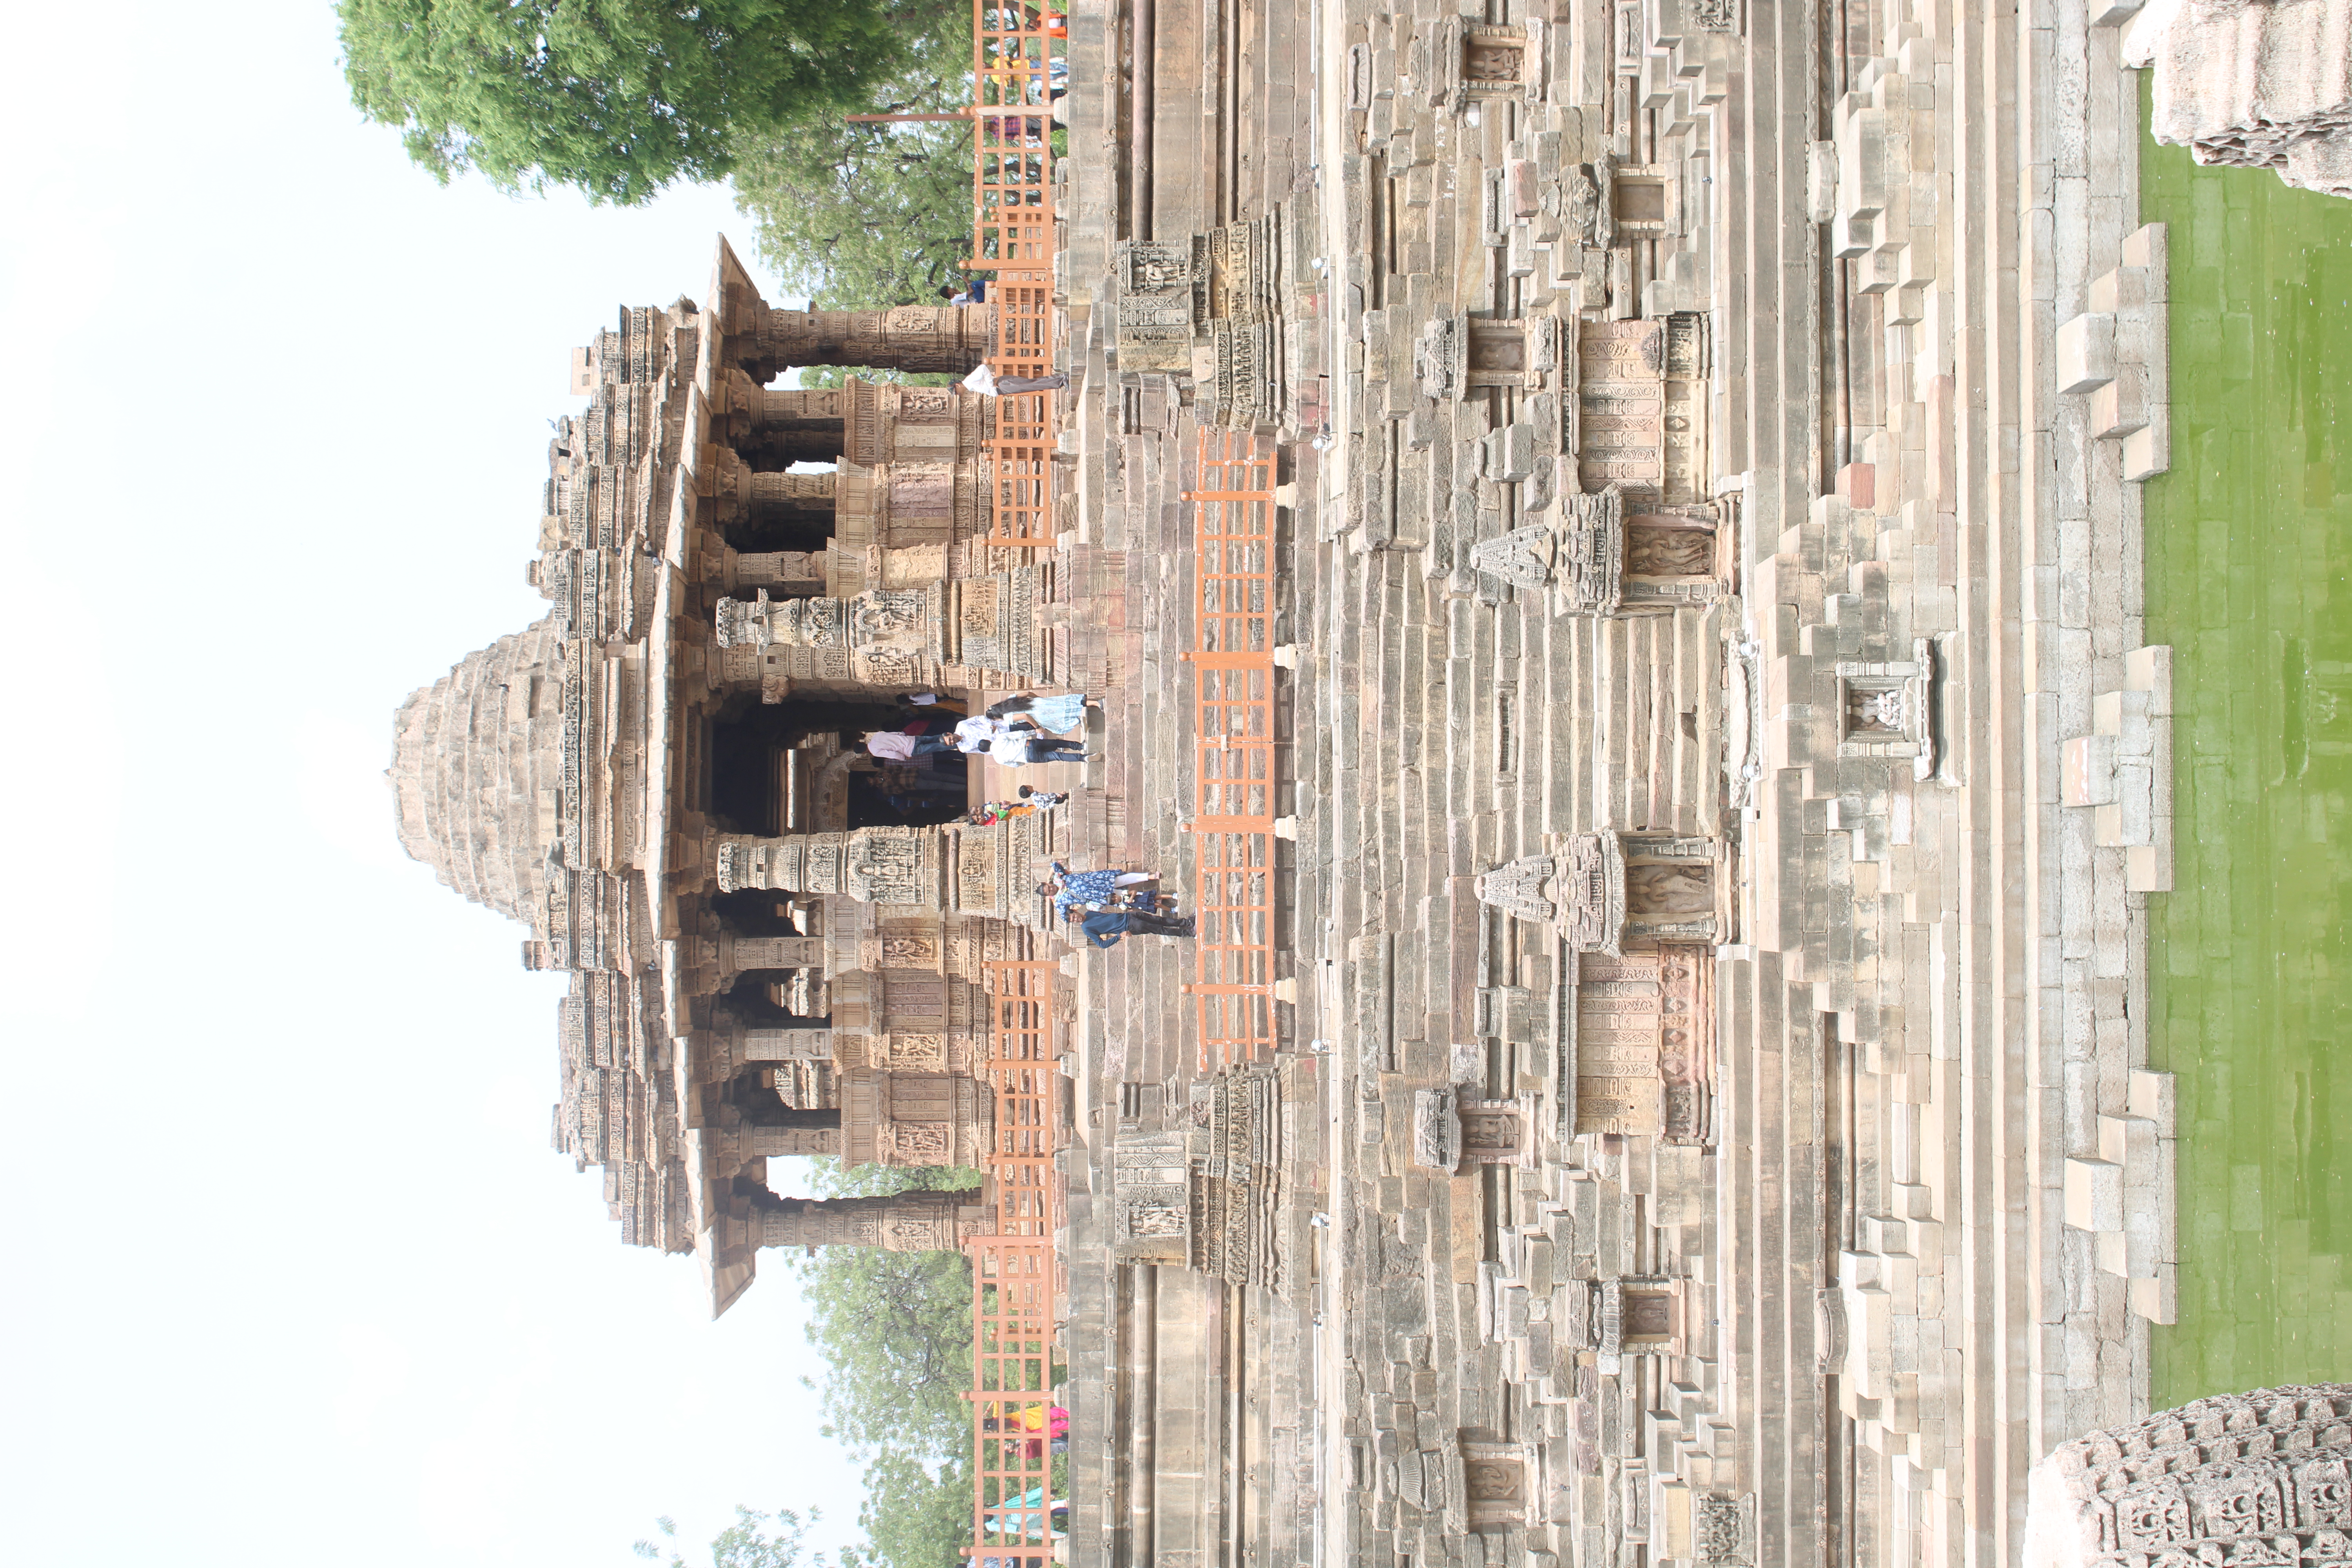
[
  {"x1": 1457, "y1": 1106, "x2": 1523, "y2": 1158},
  {"x1": 882, "y1": 1033, "x2": 949, "y2": 1071},
  {"x1": 1624, "y1": 522, "x2": 1715, "y2": 577},
  {"x1": 1465, "y1": 1460, "x2": 1525, "y2": 1501},
  {"x1": 884, "y1": 1120, "x2": 952, "y2": 1161},
  {"x1": 1127, "y1": 1202, "x2": 1189, "y2": 1237},
  {"x1": 1625, "y1": 863, "x2": 1714, "y2": 914},
  {"x1": 880, "y1": 935, "x2": 940, "y2": 967},
  {"x1": 1847, "y1": 684, "x2": 1909, "y2": 735},
  {"x1": 1463, "y1": 44, "x2": 1523, "y2": 82}
]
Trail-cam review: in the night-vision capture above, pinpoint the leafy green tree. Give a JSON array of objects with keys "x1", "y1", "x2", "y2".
[
  {"x1": 847, "y1": 1451, "x2": 975, "y2": 1568},
  {"x1": 730, "y1": 5, "x2": 978, "y2": 315},
  {"x1": 336, "y1": 0, "x2": 923, "y2": 203},
  {"x1": 636, "y1": 1506, "x2": 828, "y2": 1568},
  {"x1": 791, "y1": 1158, "x2": 984, "y2": 1568}
]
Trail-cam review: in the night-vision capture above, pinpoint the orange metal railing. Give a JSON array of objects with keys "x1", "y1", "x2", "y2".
[
  {"x1": 972, "y1": 4, "x2": 1063, "y2": 546},
  {"x1": 1183, "y1": 431, "x2": 1283, "y2": 1069},
  {"x1": 965, "y1": 959, "x2": 1062, "y2": 1564}
]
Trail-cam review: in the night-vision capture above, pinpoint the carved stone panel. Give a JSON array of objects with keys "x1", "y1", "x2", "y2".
[
  {"x1": 1571, "y1": 953, "x2": 1665, "y2": 1137},
  {"x1": 882, "y1": 1119, "x2": 953, "y2": 1164},
  {"x1": 1578, "y1": 321, "x2": 1668, "y2": 493},
  {"x1": 1695, "y1": 1494, "x2": 1756, "y2": 1568},
  {"x1": 1113, "y1": 240, "x2": 1201, "y2": 372},
  {"x1": 1459, "y1": 1438, "x2": 1533, "y2": 1532}
]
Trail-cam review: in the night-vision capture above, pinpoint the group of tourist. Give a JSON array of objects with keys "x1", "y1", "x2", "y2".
[
  {"x1": 1038, "y1": 860, "x2": 1198, "y2": 949},
  {"x1": 862, "y1": 691, "x2": 1095, "y2": 768},
  {"x1": 860, "y1": 690, "x2": 1197, "y2": 950}
]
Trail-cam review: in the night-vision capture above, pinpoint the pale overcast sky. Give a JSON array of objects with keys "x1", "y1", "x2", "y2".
[{"x1": 0, "y1": 4, "x2": 875, "y2": 1565}]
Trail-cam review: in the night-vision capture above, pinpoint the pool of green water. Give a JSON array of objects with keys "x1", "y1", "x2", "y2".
[{"x1": 2139, "y1": 88, "x2": 2352, "y2": 1406}]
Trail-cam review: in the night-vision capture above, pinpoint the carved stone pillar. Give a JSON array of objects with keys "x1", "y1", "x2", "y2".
[
  {"x1": 746, "y1": 1123, "x2": 842, "y2": 1158},
  {"x1": 708, "y1": 453, "x2": 837, "y2": 528},
  {"x1": 740, "y1": 305, "x2": 996, "y2": 381},
  {"x1": 704, "y1": 1011, "x2": 836, "y2": 1076},
  {"x1": 718, "y1": 931, "x2": 825, "y2": 978},
  {"x1": 754, "y1": 1188, "x2": 984, "y2": 1252},
  {"x1": 742, "y1": 1023, "x2": 835, "y2": 1063},
  {"x1": 713, "y1": 827, "x2": 945, "y2": 909},
  {"x1": 750, "y1": 470, "x2": 835, "y2": 515}
]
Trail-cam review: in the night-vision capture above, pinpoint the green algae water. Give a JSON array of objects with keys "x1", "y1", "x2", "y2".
[{"x1": 2140, "y1": 83, "x2": 2352, "y2": 1406}]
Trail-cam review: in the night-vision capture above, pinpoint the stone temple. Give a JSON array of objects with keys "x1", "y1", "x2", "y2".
[{"x1": 388, "y1": 0, "x2": 2352, "y2": 1566}]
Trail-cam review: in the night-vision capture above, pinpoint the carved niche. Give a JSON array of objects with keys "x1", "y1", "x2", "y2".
[
  {"x1": 1835, "y1": 637, "x2": 1942, "y2": 780},
  {"x1": 1478, "y1": 834, "x2": 1723, "y2": 954},
  {"x1": 1430, "y1": 19, "x2": 1544, "y2": 111},
  {"x1": 2022, "y1": 1385, "x2": 2352, "y2": 1568},
  {"x1": 1599, "y1": 1277, "x2": 1684, "y2": 1356},
  {"x1": 1456, "y1": 1097, "x2": 1535, "y2": 1166}
]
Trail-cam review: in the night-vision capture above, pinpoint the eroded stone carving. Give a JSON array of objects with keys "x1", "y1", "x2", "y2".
[
  {"x1": 1413, "y1": 1087, "x2": 1461, "y2": 1170},
  {"x1": 2127, "y1": 0, "x2": 2352, "y2": 200},
  {"x1": 2024, "y1": 1385, "x2": 2352, "y2": 1568}
]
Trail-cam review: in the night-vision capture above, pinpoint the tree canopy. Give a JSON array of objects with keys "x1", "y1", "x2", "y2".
[
  {"x1": 336, "y1": 0, "x2": 919, "y2": 203},
  {"x1": 789, "y1": 1158, "x2": 985, "y2": 1568},
  {"x1": 730, "y1": 8, "x2": 978, "y2": 314},
  {"x1": 637, "y1": 1506, "x2": 829, "y2": 1568}
]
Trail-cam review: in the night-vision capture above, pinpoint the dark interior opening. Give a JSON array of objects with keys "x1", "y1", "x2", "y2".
[
  {"x1": 724, "y1": 971, "x2": 833, "y2": 1028},
  {"x1": 710, "y1": 890, "x2": 808, "y2": 936}
]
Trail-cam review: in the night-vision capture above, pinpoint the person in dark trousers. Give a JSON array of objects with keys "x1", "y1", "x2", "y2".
[{"x1": 1076, "y1": 908, "x2": 1196, "y2": 948}]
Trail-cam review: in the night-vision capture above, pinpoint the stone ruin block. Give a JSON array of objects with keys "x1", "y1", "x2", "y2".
[{"x1": 2024, "y1": 1385, "x2": 2352, "y2": 1568}]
